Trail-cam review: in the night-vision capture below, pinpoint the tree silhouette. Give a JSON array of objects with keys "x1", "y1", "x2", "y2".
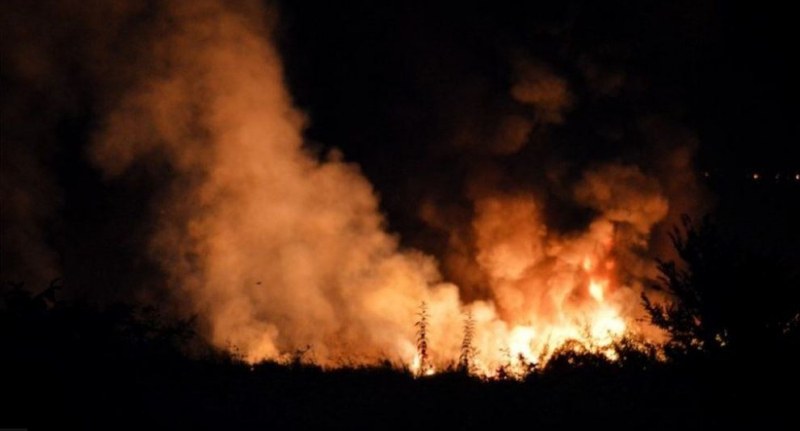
[{"x1": 643, "y1": 215, "x2": 800, "y2": 356}]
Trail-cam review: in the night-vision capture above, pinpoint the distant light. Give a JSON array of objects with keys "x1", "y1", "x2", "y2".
[
  {"x1": 703, "y1": 171, "x2": 710, "y2": 178},
  {"x1": 796, "y1": 173, "x2": 800, "y2": 181},
  {"x1": 752, "y1": 173, "x2": 759, "y2": 180}
]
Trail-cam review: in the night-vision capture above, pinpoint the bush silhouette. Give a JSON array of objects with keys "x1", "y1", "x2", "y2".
[
  {"x1": 643, "y1": 215, "x2": 800, "y2": 357},
  {"x1": 3, "y1": 212, "x2": 800, "y2": 429}
]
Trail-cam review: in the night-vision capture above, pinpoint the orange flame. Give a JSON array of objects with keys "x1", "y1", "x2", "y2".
[{"x1": 86, "y1": 0, "x2": 675, "y2": 378}]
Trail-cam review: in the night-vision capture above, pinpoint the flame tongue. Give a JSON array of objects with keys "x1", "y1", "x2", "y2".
[{"x1": 82, "y1": 0, "x2": 670, "y2": 376}]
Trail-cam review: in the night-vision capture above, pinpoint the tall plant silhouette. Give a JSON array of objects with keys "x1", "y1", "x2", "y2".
[
  {"x1": 458, "y1": 310, "x2": 476, "y2": 373},
  {"x1": 414, "y1": 301, "x2": 430, "y2": 375}
]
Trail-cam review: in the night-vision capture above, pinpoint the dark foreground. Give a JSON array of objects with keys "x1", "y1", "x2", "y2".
[
  {"x1": 2, "y1": 287, "x2": 797, "y2": 431},
  {"x1": 3, "y1": 179, "x2": 800, "y2": 429}
]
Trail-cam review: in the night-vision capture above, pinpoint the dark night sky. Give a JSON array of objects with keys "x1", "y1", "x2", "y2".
[
  {"x1": 1, "y1": 0, "x2": 798, "y2": 299},
  {"x1": 277, "y1": 0, "x2": 798, "y2": 243},
  {"x1": 2, "y1": 5, "x2": 800, "y2": 429},
  {"x1": 279, "y1": 1, "x2": 797, "y2": 170}
]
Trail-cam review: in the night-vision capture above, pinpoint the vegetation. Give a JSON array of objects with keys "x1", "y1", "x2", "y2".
[
  {"x1": 458, "y1": 310, "x2": 476, "y2": 373},
  {"x1": 643, "y1": 215, "x2": 800, "y2": 359},
  {"x1": 414, "y1": 301, "x2": 430, "y2": 375},
  {"x1": 3, "y1": 204, "x2": 799, "y2": 428}
]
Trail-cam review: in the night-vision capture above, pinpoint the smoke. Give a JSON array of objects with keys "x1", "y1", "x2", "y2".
[
  {"x1": 396, "y1": 8, "x2": 710, "y2": 367},
  {"x1": 2, "y1": 0, "x2": 173, "y2": 300},
  {"x1": 2, "y1": 0, "x2": 707, "y2": 371},
  {"x1": 0, "y1": 123, "x2": 61, "y2": 288},
  {"x1": 76, "y1": 0, "x2": 466, "y2": 364},
  {"x1": 1, "y1": 1, "x2": 71, "y2": 287},
  {"x1": 511, "y1": 59, "x2": 573, "y2": 126}
]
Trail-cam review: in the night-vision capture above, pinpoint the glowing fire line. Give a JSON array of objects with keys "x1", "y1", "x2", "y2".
[{"x1": 405, "y1": 249, "x2": 632, "y2": 378}]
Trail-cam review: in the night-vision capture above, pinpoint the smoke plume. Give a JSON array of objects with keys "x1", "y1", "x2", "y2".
[
  {"x1": 77, "y1": 0, "x2": 464, "y2": 364},
  {"x1": 2, "y1": 0, "x2": 707, "y2": 372}
]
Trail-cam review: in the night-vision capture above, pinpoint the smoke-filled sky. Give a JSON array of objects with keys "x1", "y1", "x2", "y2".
[
  {"x1": 1, "y1": 0, "x2": 798, "y2": 368},
  {"x1": 277, "y1": 1, "x2": 798, "y2": 278}
]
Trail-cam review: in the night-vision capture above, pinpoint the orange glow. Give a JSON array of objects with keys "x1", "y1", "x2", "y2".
[
  {"x1": 86, "y1": 0, "x2": 676, "y2": 379},
  {"x1": 410, "y1": 353, "x2": 435, "y2": 376},
  {"x1": 508, "y1": 326, "x2": 537, "y2": 364},
  {"x1": 589, "y1": 279, "x2": 606, "y2": 302}
]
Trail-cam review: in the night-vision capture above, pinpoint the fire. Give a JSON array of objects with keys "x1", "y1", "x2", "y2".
[
  {"x1": 418, "y1": 187, "x2": 662, "y2": 377},
  {"x1": 402, "y1": 229, "x2": 644, "y2": 378},
  {"x1": 508, "y1": 326, "x2": 537, "y2": 364},
  {"x1": 81, "y1": 0, "x2": 676, "y2": 379},
  {"x1": 589, "y1": 307, "x2": 627, "y2": 342},
  {"x1": 410, "y1": 353, "x2": 436, "y2": 376},
  {"x1": 589, "y1": 279, "x2": 606, "y2": 302}
]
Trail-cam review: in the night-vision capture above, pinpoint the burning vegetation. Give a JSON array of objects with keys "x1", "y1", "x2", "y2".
[
  {"x1": 0, "y1": 0, "x2": 695, "y2": 375},
  {"x1": 76, "y1": 0, "x2": 688, "y2": 375},
  {"x1": 2, "y1": 0, "x2": 797, "y2": 383},
  {"x1": 3, "y1": 1, "x2": 800, "y2": 428}
]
